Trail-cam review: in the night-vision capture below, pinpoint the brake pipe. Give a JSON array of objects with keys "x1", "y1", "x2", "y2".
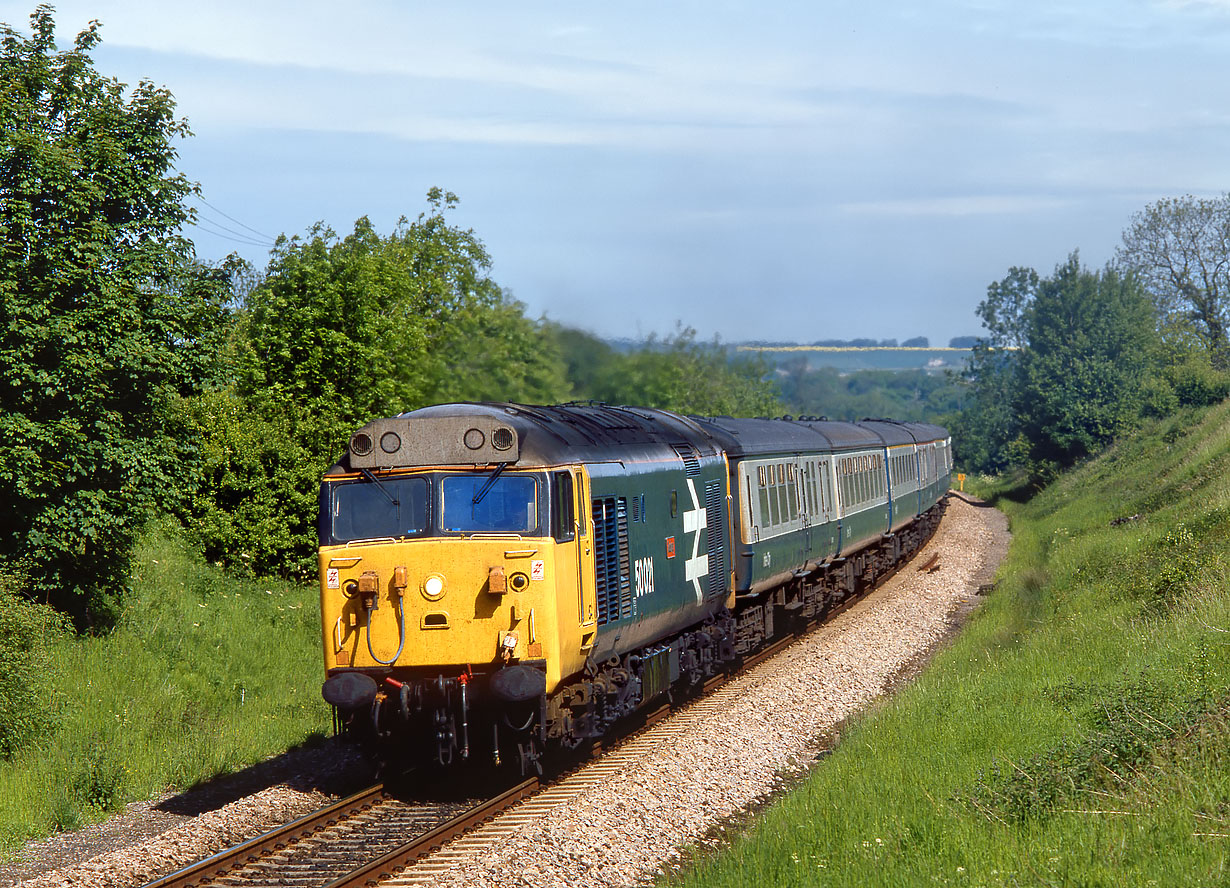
[
  {"x1": 365, "y1": 595, "x2": 406, "y2": 665},
  {"x1": 458, "y1": 672, "x2": 470, "y2": 760}
]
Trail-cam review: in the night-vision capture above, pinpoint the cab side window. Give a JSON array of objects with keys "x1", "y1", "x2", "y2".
[{"x1": 552, "y1": 471, "x2": 575, "y2": 541}]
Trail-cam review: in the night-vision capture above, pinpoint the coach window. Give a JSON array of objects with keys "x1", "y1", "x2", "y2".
[
  {"x1": 787, "y1": 464, "x2": 799, "y2": 518},
  {"x1": 757, "y1": 469, "x2": 767, "y2": 526},
  {"x1": 552, "y1": 471, "x2": 575, "y2": 541},
  {"x1": 768, "y1": 472, "x2": 781, "y2": 525},
  {"x1": 777, "y1": 469, "x2": 790, "y2": 522}
]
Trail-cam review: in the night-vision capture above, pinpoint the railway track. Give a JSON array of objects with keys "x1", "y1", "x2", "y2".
[
  {"x1": 140, "y1": 567, "x2": 916, "y2": 888},
  {"x1": 141, "y1": 514, "x2": 942, "y2": 888}
]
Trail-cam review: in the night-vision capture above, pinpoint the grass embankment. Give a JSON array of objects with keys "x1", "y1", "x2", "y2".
[
  {"x1": 0, "y1": 523, "x2": 328, "y2": 855},
  {"x1": 667, "y1": 402, "x2": 1230, "y2": 887}
]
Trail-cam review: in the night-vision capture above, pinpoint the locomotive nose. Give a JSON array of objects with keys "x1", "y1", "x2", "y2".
[{"x1": 321, "y1": 539, "x2": 554, "y2": 670}]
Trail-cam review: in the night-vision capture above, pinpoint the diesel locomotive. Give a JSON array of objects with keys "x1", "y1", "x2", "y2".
[{"x1": 318, "y1": 403, "x2": 951, "y2": 773}]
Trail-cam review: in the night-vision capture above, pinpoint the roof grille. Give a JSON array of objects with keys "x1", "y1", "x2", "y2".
[{"x1": 672, "y1": 443, "x2": 700, "y2": 476}]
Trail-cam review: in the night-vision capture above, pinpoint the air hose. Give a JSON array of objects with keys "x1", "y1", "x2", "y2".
[{"x1": 365, "y1": 594, "x2": 406, "y2": 665}]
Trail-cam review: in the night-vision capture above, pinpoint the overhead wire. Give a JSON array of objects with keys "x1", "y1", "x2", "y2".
[
  {"x1": 194, "y1": 194, "x2": 276, "y2": 242},
  {"x1": 187, "y1": 214, "x2": 273, "y2": 249}
]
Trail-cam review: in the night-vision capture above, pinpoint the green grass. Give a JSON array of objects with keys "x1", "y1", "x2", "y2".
[
  {"x1": 665, "y1": 401, "x2": 1230, "y2": 887},
  {"x1": 0, "y1": 521, "x2": 329, "y2": 853}
]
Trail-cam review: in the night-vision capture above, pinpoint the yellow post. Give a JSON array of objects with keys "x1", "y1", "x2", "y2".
[{"x1": 956, "y1": 472, "x2": 966, "y2": 492}]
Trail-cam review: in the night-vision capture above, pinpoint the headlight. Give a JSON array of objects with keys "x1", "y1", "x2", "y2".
[{"x1": 422, "y1": 574, "x2": 445, "y2": 600}]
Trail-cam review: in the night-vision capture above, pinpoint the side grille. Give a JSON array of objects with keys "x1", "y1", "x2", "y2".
[
  {"x1": 593, "y1": 497, "x2": 631, "y2": 624},
  {"x1": 704, "y1": 479, "x2": 727, "y2": 597}
]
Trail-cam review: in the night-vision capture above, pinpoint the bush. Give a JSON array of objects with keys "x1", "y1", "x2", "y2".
[
  {"x1": 1167, "y1": 352, "x2": 1230, "y2": 407},
  {"x1": 0, "y1": 571, "x2": 67, "y2": 759},
  {"x1": 173, "y1": 391, "x2": 327, "y2": 580}
]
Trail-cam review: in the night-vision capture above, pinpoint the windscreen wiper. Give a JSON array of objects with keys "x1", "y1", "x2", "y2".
[
  {"x1": 361, "y1": 469, "x2": 400, "y2": 509},
  {"x1": 472, "y1": 462, "x2": 507, "y2": 505}
]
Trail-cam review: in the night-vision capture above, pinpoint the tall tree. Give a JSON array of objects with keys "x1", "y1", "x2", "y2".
[
  {"x1": 951, "y1": 267, "x2": 1038, "y2": 473},
  {"x1": 1016, "y1": 254, "x2": 1160, "y2": 470},
  {"x1": 0, "y1": 7, "x2": 227, "y2": 627},
  {"x1": 236, "y1": 190, "x2": 569, "y2": 432},
  {"x1": 182, "y1": 192, "x2": 571, "y2": 578},
  {"x1": 1117, "y1": 194, "x2": 1230, "y2": 366}
]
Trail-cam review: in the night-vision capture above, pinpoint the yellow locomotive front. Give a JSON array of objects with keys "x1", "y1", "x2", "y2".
[{"x1": 318, "y1": 409, "x2": 596, "y2": 770}]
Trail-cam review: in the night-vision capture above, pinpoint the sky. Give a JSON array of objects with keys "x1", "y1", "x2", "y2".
[{"x1": 5, "y1": 1, "x2": 1230, "y2": 345}]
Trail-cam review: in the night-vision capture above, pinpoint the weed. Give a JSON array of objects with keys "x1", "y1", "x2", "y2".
[
  {"x1": 48, "y1": 792, "x2": 81, "y2": 833},
  {"x1": 0, "y1": 574, "x2": 67, "y2": 759},
  {"x1": 70, "y1": 741, "x2": 126, "y2": 813}
]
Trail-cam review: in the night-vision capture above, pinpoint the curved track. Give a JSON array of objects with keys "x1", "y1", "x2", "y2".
[{"x1": 142, "y1": 505, "x2": 945, "y2": 888}]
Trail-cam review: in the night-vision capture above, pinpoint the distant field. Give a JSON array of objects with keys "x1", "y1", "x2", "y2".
[{"x1": 736, "y1": 346, "x2": 972, "y2": 372}]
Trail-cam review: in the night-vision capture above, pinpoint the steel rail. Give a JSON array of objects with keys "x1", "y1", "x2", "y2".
[
  {"x1": 143, "y1": 506, "x2": 945, "y2": 888},
  {"x1": 142, "y1": 783, "x2": 391, "y2": 888},
  {"x1": 321, "y1": 778, "x2": 540, "y2": 888}
]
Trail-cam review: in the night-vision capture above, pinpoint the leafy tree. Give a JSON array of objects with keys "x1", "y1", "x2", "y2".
[
  {"x1": 174, "y1": 391, "x2": 320, "y2": 579},
  {"x1": 1015, "y1": 254, "x2": 1160, "y2": 472},
  {"x1": 183, "y1": 192, "x2": 571, "y2": 577},
  {"x1": 237, "y1": 191, "x2": 569, "y2": 429},
  {"x1": 1117, "y1": 194, "x2": 1230, "y2": 366},
  {"x1": 950, "y1": 267, "x2": 1037, "y2": 473},
  {"x1": 549, "y1": 323, "x2": 623, "y2": 399},
  {"x1": 954, "y1": 257, "x2": 1166, "y2": 477},
  {"x1": 979, "y1": 265, "x2": 1037, "y2": 349},
  {"x1": 0, "y1": 7, "x2": 228, "y2": 627}
]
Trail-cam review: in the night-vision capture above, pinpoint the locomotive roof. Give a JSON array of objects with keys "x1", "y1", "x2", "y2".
[{"x1": 328, "y1": 402, "x2": 722, "y2": 473}]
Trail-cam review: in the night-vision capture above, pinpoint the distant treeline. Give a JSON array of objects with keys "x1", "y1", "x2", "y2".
[{"x1": 738, "y1": 336, "x2": 980, "y2": 349}]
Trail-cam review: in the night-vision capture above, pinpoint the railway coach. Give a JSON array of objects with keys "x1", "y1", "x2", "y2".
[{"x1": 317, "y1": 403, "x2": 951, "y2": 773}]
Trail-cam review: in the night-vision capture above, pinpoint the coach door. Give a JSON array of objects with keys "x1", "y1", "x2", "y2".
[{"x1": 795, "y1": 457, "x2": 811, "y2": 564}]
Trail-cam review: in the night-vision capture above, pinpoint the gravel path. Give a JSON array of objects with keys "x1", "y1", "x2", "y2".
[{"x1": 8, "y1": 494, "x2": 1007, "y2": 888}]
